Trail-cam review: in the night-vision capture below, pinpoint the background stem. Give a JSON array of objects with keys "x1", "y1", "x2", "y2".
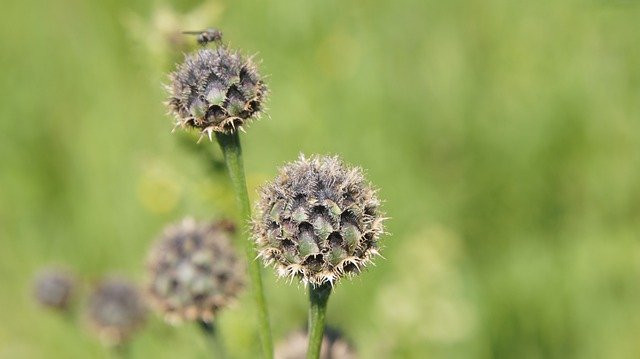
[
  {"x1": 215, "y1": 131, "x2": 273, "y2": 359},
  {"x1": 306, "y1": 283, "x2": 332, "y2": 359},
  {"x1": 199, "y1": 320, "x2": 228, "y2": 359}
]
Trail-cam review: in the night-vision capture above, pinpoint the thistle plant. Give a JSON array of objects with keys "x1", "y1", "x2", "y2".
[
  {"x1": 146, "y1": 218, "x2": 244, "y2": 358},
  {"x1": 33, "y1": 267, "x2": 76, "y2": 312},
  {"x1": 85, "y1": 278, "x2": 147, "y2": 347},
  {"x1": 167, "y1": 32, "x2": 267, "y2": 138},
  {"x1": 253, "y1": 155, "x2": 385, "y2": 359},
  {"x1": 166, "y1": 30, "x2": 273, "y2": 358}
]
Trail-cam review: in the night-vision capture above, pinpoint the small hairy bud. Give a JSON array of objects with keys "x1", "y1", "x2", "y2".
[
  {"x1": 86, "y1": 278, "x2": 147, "y2": 346},
  {"x1": 146, "y1": 218, "x2": 244, "y2": 324},
  {"x1": 33, "y1": 267, "x2": 75, "y2": 311},
  {"x1": 253, "y1": 155, "x2": 385, "y2": 286},
  {"x1": 275, "y1": 328, "x2": 358, "y2": 359},
  {"x1": 167, "y1": 44, "x2": 267, "y2": 137}
]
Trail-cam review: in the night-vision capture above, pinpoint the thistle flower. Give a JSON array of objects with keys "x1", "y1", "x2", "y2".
[
  {"x1": 275, "y1": 328, "x2": 358, "y2": 359},
  {"x1": 146, "y1": 218, "x2": 244, "y2": 324},
  {"x1": 253, "y1": 155, "x2": 385, "y2": 286},
  {"x1": 33, "y1": 267, "x2": 75, "y2": 311},
  {"x1": 166, "y1": 36, "x2": 267, "y2": 137},
  {"x1": 86, "y1": 278, "x2": 147, "y2": 346}
]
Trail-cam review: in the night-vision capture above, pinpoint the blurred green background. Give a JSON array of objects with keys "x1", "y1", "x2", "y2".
[{"x1": 2, "y1": 0, "x2": 640, "y2": 358}]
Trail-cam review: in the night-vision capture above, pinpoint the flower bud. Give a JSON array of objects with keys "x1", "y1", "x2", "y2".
[
  {"x1": 33, "y1": 267, "x2": 75, "y2": 311},
  {"x1": 146, "y1": 218, "x2": 244, "y2": 323},
  {"x1": 167, "y1": 43, "x2": 267, "y2": 137},
  {"x1": 275, "y1": 328, "x2": 358, "y2": 359},
  {"x1": 253, "y1": 155, "x2": 385, "y2": 286},
  {"x1": 86, "y1": 278, "x2": 147, "y2": 346}
]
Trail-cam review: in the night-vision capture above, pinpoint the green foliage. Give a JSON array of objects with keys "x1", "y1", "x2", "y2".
[{"x1": 1, "y1": 0, "x2": 639, "y2": 358}]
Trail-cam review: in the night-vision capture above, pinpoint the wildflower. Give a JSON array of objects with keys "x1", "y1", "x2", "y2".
[
  {"x1": 33, "y1": 267, "x2": 75, "y2": 311},
  {"x1": 146, "y1": 218, "x2": 244, "y2": 323},
  {"x1": 275, "y1": 327, "x2": 358, "y2": 359},
  {"x1": 253, "y1": 155, "x2": 385, "y2": 286},
  {"x1": 166, "y1": 35, "x2": 267, "y2": 137},
  {"x1": 86, "y1": 278, "x2": 147, "y2": 346}
]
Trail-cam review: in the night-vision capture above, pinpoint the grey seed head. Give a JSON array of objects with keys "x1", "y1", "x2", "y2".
[
  {"x1": 33, "y1": 267, "x2": 75, "y2": 311},
  {"x1": 275, "y1": 327, "x2": 358, "y2": 359},
  {"x1": 146, "y1": 218, "x2": 245, "y2": 324},
  {"x1": 253, "y1": 154, "x2": 385, "y2": 287},
  {"x1": 167, "y1": 45, "x2": 267, "y2": 136},
  {"x1": 86, "y1": 278, "x2": 147, "y2": 346}
]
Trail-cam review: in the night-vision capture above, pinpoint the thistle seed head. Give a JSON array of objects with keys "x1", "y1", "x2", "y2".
[
  {"x1": 275, "y1": 328, "x2": 358, "y2": 359},
  {"x1": 33, "y1": 267, "x2": 75, "y2": 311},
  {"x1": 146, "y1": 218, "x2": 244, "y2": 324},
  {"x1": 86, "y1": 278, "x2": 147, "y2": 346},
  {"x1": 253, "y1": 155, "x2": 385, "y2": 287},
  {"x1": 167, "y1": 44, "x2": 267, "y2": 136}
]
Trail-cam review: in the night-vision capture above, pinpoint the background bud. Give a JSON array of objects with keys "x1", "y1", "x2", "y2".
[
  {"x1": 275, "y1": 327, "x2": 358, "y2": 359},
  {"x1": 86, "y1": 278, "x2": 147, "y2": 346},
  {"x1": 33, "y1": 267, "x2": 75, "y2": 311},
  {"x1": 146, "y1": 218, "x2": 244, "y2": 323}
]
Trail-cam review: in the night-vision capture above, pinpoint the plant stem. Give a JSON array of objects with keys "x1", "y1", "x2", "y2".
[
  {"x1": 199, "y1": 320, "x2": 227, "y2": 359},
  {"x1": 306, "y1": 283, "x2": 332, "y2": 359},
  {"x1": 215, "y1": 131, "x2": 273, "y2": 359},
  {"x1": 110, "y1": 344, "x2": 130, "y2": 359}
]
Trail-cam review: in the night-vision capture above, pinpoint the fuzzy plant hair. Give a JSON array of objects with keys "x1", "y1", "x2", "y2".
[{"x1": 253, "y1": 154, "x2": 386, "y2": 286}]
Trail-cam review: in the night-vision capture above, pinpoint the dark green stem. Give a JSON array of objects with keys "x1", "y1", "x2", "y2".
[
  {"x1": 110, "y1": 343, "x2": 130, "y2": 359},
  {"x1": 199, "y1": 321, "x2": 227, "y2": 359},
  {"x1": 215, "y1": 131, "x2": 273, "y2": 359},
  {"x1": 306, "y1": 283, "x2": 332, "y2": 359}
]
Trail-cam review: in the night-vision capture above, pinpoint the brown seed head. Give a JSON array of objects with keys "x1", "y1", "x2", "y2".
[
  {"x1": 146, "y1": 218, "x2": 244, "y2": 324},
  {"x1": 33, "y1": 267, "x2": 75, "y2": 311},
  {"x1": 86, "y1": 278, "x2": 147, "y2": 346},
  {"x1": 275, "y1": 327, "x2": 358, "y2": 359},
  {"x1": 167, "y1": 44, "x2": 267, "y2": 137},
  {"x1": 253, "y1": 155, "x2": 385, "y2": 286}
]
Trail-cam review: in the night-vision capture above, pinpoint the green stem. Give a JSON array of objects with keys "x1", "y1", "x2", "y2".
[
  {"x1": 199, "y1": 320, "x2": 227, "y2": 359},
  {"x1": 306, "y1": 283, "x2": 332, "y2": 359},
  {"x1": 215, "y1": 131, "x2": 273, "y2": 359},
  {"x1": 110, "y1": 343, "x2": 130, "y2": 359}
]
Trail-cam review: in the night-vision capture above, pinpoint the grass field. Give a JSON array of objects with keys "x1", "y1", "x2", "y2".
[{"x1": 1, "y1": 0, "x2": 640, "y2": 358}]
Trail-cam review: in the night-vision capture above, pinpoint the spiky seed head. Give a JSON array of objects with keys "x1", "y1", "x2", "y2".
[
  {"x1": 167, "y1": 44, "x2": 267, "y2": 135},
  {"x1": 253, "y1": 155, "x2": 385, "y2": 287},
  {"x1": 86, "y1": 278, "x2": 147, "y2": 346},
  {"x1": 275, "y1": 328, "x2": 358, "y2": 359},
  {"x1": 146, "y1": 218, "x2": 244, "y2": 324},
  {"x1": 33, "y1": 267, "x2": 75, "y2": 311}
]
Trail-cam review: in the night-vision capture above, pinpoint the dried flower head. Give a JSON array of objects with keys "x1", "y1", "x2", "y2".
[
  {"x1": 275, "y1": 327, "x2": 358, "y2": 359},
  {"x1": 147, "y1": 218, "x2": 244, "y2": 324},
  {"x1": 166, "y1": 37, "x2": 267, "y2": 137},
  {"x1": 86, "y1": 278, "x2": 147, "y2": 346},
  {"x1": 253, "y1": 155, "x2": 385, "y2": 286},
  {"x1": 33, "y1": 267, "x2": 75, "y2": 311}
]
